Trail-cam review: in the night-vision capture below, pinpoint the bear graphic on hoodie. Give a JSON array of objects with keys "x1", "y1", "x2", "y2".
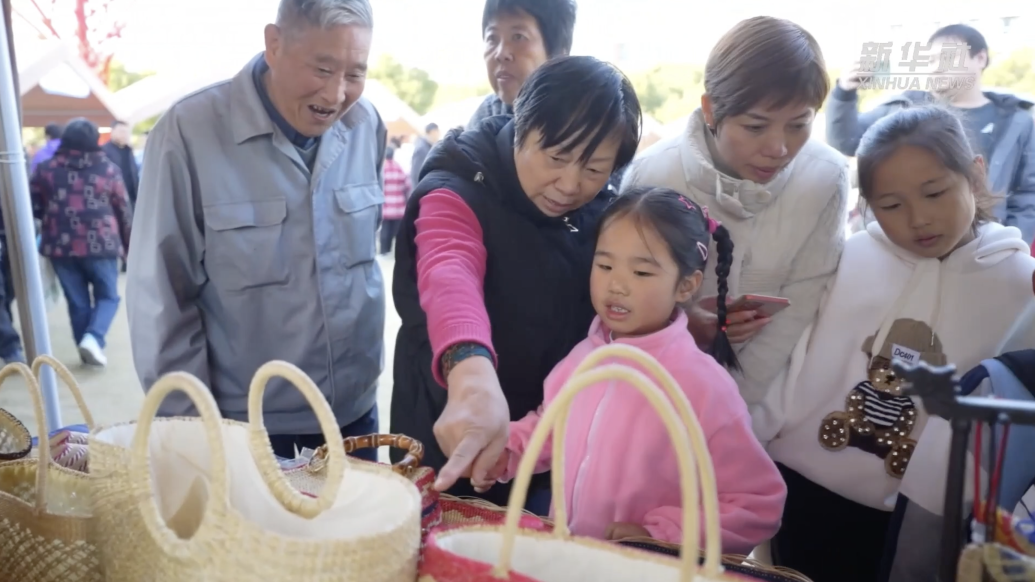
[{"x1": 819, "y1": 318, "x2": 946, "y2": 479}]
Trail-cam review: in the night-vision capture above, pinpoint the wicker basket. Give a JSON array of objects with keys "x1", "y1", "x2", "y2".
[
  {"x1": 0, "y1": 358, "x2": 101, "y2": 582},
  {"x1": 89, "y1": 361, "x2": 422, "y2": 582},
  {"x1": 0, "y1": 405, "x2": 31, "y2": 461},
  {"x1": 419, "y1": 343, "x2": 750, "y2": 582},
  {"x1": 285, "y1": 433, "x2": 555, "y2": 546}
]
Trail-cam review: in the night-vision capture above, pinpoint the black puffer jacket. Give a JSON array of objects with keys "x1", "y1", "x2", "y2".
[{"x1": 390, "y1": 116, "x2": 613, "y2": 505}]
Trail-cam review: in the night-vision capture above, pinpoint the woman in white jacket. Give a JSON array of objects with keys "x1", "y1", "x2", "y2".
[
  {"x1": 766, "y1": 105, "x2": 1035, "y2": 582},
  {"x1": 621, "y1": 16, "x2": 850, "y2": 431}
]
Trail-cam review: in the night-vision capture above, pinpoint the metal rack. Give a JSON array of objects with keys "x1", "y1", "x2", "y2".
[{"x1": 893, "y1": 359, "x2": 1035, "y2": 582}]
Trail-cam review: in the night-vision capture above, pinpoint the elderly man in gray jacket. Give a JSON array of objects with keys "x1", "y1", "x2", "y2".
[
  {"x1": 127, "y1": 0, "x2": 386, "y2": 461},
  {"x1": 827, "y1": 24, "x2": 1035, "y2": 244}
]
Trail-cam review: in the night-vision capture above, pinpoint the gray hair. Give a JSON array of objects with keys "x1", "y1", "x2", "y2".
[{"x1": 276, "y1": 0, "x2": 373, "y2": 31}]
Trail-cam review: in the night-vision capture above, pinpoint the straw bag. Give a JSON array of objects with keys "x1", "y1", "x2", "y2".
[
  {"x1": 0, "y1": 405, "x2": 31, "y2": 461},
  {"x1": 419, "y1": 342, "x2": 749, "y2": 582},
  {"x1": 287, "y1": 434, "x2": 555, "y2": 543},
  {"x1": 89, "y1": 361, "x2": 422, "y2": 581},
  {"x1": 289, "y1": 433, "x2": 443, "y2": 539},
  {"x1": 616, "y1": 538, "x2": 812, "y2": 582},
  {"x1": 0, "y1": 357, "x2": 101, "y2": 582}
]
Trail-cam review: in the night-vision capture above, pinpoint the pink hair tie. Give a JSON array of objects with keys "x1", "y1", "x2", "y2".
[{"x1": 701, "y1": 206, "x2": 721, "y2": 234}]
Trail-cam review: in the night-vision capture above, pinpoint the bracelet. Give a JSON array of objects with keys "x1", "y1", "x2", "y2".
[{"x1": 440, "y1": 342, "x2": 494, "y2": 380}]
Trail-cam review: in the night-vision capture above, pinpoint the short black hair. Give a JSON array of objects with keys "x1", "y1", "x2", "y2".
[
  {"x1": 930, "y1": 24, "x2": 990, "y2": 69},
  {"x1": 425, "y1": 122, "x2": 439, "y2": 133},
  {"x1": 111, "y1": 120, "x2": 128, "y2": 129},
  {"x1": 385, "y1": 146, "x2": 395, "y2": 161},
  {"x1": 601, "y1": 186, "x2": 739, "y2": 370},
  {"x1": 44, "y1": 123, "x2": 63, "y2": 140},
  {"x1": 481, "y1": 0, "x2": 577, "y2": 58},
  {"x1": 513, "y1": 55, "x2": 641, "y2": 174}
]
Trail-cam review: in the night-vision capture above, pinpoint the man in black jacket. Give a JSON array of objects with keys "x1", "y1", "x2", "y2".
[
  {"x1": 102, "y1": 120, "x2": 139, "y2": 272},
  {"x1": 102, "y1": 121, "x2": 139, "y2": 208}
]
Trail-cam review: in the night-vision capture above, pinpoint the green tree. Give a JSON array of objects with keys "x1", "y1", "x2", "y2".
[
  {"x1": 432, "y1": 81, "x2": 493, "y2": 111},
  {"x1": 106, "y1": 60, "x2": 160, "y2": 134},
  {"x1": 627, "y1": 63, "x2": 704, "y2": 124},
  {"x1": 983, "y1": 48, "x2": 1035, "y2": 97},
  {"x1": 369, "y1": 54, "x2": 439, "y2": 115},
  {"x1": 106, "y1": 60, "x2": 155, "y2": 92}
]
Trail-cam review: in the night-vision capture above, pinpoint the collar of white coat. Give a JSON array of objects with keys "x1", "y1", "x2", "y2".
[{"x1": 675, "y1": 109, "x2": 796, "y2": 219}]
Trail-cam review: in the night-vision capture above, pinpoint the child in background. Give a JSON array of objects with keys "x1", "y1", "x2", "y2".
[
  {"x1": 765, "y1": 105, "x2": 1035, "y2": 582},
  {"x1": 478, "y1": 186, "x2": 786, "y2": 555}
]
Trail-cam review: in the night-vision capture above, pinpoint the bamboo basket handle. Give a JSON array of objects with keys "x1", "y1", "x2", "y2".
[
  {"x1": 128, "y1": 372, "x2": 230, "y2": 537},
  {"x1": 309, "y1": 433, "x2": 424, "y2": 475},
  {"x1": 31, "y1": 355, "x2": 95, "y2": 429},
  {"x1": 494, "y1": 363, "x2": 700, "y2": 582},
  {"x1": 0, "y1": 363, "x2": 48, "y2": 512},
  {"x1": 247, "y1": 360, "x2": 347, "y2": 519},
  {"x1": 565, "y1": 343, "x2": 723, "y2": 576}
]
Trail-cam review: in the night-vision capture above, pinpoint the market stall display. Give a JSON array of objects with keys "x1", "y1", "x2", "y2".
[
  {"x1": 0, "y1": 359, "x2": 101, "y2": 582},
  {"x1": 88, "y1": 360, "x2": 422, "y2": 582},
  {"x1": 418, "y1": 342, "x2": 745, "y2": 582}
]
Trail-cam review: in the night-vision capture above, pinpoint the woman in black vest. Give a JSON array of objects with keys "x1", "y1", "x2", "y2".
[{"x1": 391, "y1": 56, "x2": 642, "y2": 510}]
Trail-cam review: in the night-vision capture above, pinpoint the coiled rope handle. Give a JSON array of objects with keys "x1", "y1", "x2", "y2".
[
  {"x1": 308, "y1": 433, "x2": 424, "y2": 476},
  {"x1": 247, "y1": 360, "x2": 348, "y2": 519},
  {"x1": 494, "y1": 358, "x2": 707, "y2": 582}
]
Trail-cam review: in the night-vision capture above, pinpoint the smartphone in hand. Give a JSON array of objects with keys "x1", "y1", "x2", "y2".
[{"x1": 697, "y1": 294, "x2": 791, "y2": 319}]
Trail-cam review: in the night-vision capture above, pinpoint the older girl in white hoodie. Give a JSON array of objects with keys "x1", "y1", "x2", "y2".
[{"x1": 765, "y1": 105, "x2": 1035, "y2": 582}]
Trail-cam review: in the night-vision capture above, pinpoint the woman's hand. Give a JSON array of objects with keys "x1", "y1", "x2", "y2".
[
  {"x1": 433, "y1": 355, "x2": 511, "y2": 492},
  {"x1": 605, "y1": 522, "x2": 651, "y2": 541},
  {"x1": 686, "y1": 304, "x2": 771, "y2": 346}
]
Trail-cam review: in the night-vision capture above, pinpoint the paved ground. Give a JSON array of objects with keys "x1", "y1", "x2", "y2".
[{"x1": 0, "y1": 255, "x2": 401, "y2": 435}]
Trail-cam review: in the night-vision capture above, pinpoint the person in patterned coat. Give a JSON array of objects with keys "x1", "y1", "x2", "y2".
[{"x1": 29, "y1": 118, "x2": 132, "y2": 367}]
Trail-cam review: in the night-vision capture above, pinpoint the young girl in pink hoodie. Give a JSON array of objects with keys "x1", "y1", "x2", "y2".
[{"x1": 482, "y1": 186, "x2": 786, "y2": 554}]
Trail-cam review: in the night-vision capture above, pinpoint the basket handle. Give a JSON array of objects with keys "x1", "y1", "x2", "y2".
[
  {"x1": 564, "y1": 343, "x2": 722, "y2": 576},
  {"x1": 31, "y1": 355, "x2": 95, "y2": 429},
  {"x1": 494, "y1": 362, "x2": 700, "y2": 582},
  {"x1": 247, "y1": 360, "x2": 347, "y2": 519},
  {"x1": 128, "y1": 372, "x2": 230, "y2": 542},
  {"x1": 309, "y1": 433, "x2": 424, "y2": 476},
  {"x1": 0, "y1": 363, "x2": 48, "y2": 512}
]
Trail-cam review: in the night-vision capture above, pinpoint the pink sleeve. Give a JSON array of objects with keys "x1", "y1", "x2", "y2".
[
  {"x1": 642, "y1": 412, "x2": 787, "y2": 553},
  {"x1": 415, "y1": 189, "x2": 496, "y2": 386},
  {"x1": 497, "y1": 405, "x2": 551, "y2": 482}
]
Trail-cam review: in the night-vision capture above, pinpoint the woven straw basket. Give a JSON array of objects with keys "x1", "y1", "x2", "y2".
[
  {"x1": 419, "y1": 342, "x2": 751, "y2": 582},
  {"x1": 89, "y1": 361, "x2": 421, "y2": 581},
  {"x1": 0, "y1": 404, "x2": 31, "y2": 461},
  {"x1": 285, "y1": 433, "x2": 556, "y2": 550},
  {"x1": 0, "y1": 357, "x2": 101, "y2": 582}
]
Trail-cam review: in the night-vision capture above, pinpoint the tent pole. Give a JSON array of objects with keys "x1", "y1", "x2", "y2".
[{"x1": 0, "y1": 2, "x2": 63, "y2": 431}]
